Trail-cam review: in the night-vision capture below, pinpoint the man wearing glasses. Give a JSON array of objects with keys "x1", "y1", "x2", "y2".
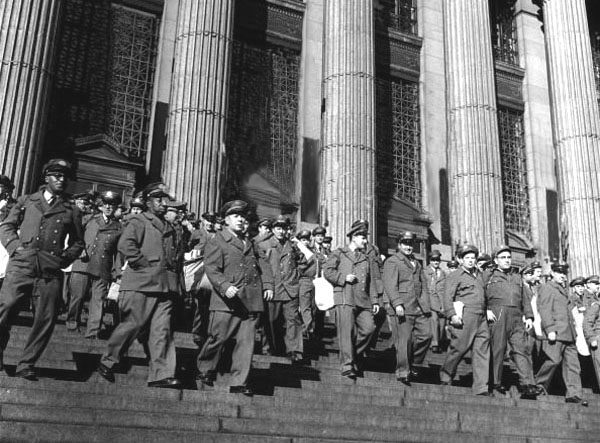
[{"x1": 0, "y1": 159, "x2": 85, "y2": 380}]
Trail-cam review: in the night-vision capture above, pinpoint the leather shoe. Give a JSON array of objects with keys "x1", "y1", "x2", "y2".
[
  {"x1": 196, "y1": 371, "x2": 215, "y2": 387},
  {"x1": 15, "y1": 367, "x2": 37, "y2": 381},
  {"x1": 397, "y1": 376, "x2": 411, "y2": 386},
  {"x1": 97, "y1": 363, "x2": 115, "y2": 383},
  {"x1": 440, "y1": 380, "x2": 452, "y2": 386},
  {"x1": 290, "y1": 352, "x2": 304, "y2": 365},
  {"x1": 230, "y1": 385, "x2": 253, "y2": 396},
  {"x1": 477, "y1": 391, "x2": 493, "y2": 397},
  {"x1": 148, "y1": 377, "x2": 181, "y2": 389},
  {"x1": 493, "y1": 385, "x2": 507, "y2": 395},
  {"x1": 409, "y1": 368, "x2": 421, "y2": 379},
  {"x1": 565, "y1": 396, "x2": 589, "y2": 407},
  {"x1": 341, "y1": 369, "x2": 357, "y2": 379},
  {"x1": 533, "y1": 384, "x2": 547, "y2": 396}
]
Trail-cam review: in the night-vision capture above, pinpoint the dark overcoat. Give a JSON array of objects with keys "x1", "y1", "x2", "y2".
[{"x1": 382, "y1": 252, "x2": 430, "y2": 315}]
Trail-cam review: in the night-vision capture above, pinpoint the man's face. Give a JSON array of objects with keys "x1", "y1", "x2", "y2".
[
  {"x1": 165, "y1": 209, "x2": 177, "y2": 223},
  {"x1": 146, "y1": 196, "x2": 167, "y2": 216},
  {"x1": 273, "y1": 226, "x2": 286, "y2": 240},
  {"x1": 494, "y1": 251, "x2": 512, "y2": 271},
  {"x1": 45, "y1": 173, "x2": 67, "y2": 194},
  {"x1": 552, "y1": 271, "x2": 567, "y2": 285},
  {"x1": 587, "y1": 282, "x2": 600, "y2": 294},
  {"x1": 300, "y1": 237, "x2": 310, "y2": 247},
  {"x1": 573, "y1": 285, "x2": 585, "y2": 296},
  {"x1": 242, "y1": 219, "x2": 249, "y2": 233},
  {"x1": 226, "y1": 213, "x2": 246, "y2": 234},
  {"x1": 523, "y1": 273, "x2": 535, "y2": 284},
  {"x1": 533, "y1": 268, "x2": 542, "y2": 280},
  {"x1": 352, "y1": 234, "x2": 367, "y2": 250},
  {"x1": 399, "y1": 240, "x2": 413, "y2": 256},
  {"x1": 430, "y1": 258, "x2": 440, "y2": 269},
  {"x1": 314, "y1": 234, "x2": 324, "y2": 244},
  {"x1": 258, "y1": 225, "x2": 270, "y2": 236},
  {"x1": 131, "y1": 206, "x2": 143, "y2": 215},
  {"x1": 323, "y1": 243, "x2": 331, "y2": 251},
  {"x1": 100, "y1": 203, "x2": 116, "y2": 218},
  {"x1": 462, "y1": 253, "x2": 477, "y2": 270},
  {"x1": 477, "y1": 259, "x2": 487, "y2": 270},
  {"x1": 201, "y1": 218, "x2": 215, "y2": 232}
]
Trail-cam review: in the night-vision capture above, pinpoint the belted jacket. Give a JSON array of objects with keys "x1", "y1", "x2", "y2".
[
  {"x1": 323, "y1": 246, "x2": 379, "y2": 309},
  {"x1": 118, "y1": 212, "x2": 182, "y2": 293},
  {"x1": 383, "y1": 252, "x2": 430, "y2": 316},
  {"x1": 484, "y1": 268, "x2": 534, "y2": 319},
  {"x1": 0, "y1": 189, "x2": 84, "y2": 278},
  {"x1": 443, "y1": 267, "x2": 486, "y2": 317}
]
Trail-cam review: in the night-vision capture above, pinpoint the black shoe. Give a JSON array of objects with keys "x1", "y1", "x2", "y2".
[
  {"x1": 565, "y1": 396, "x2": 589, "y2": 407},
  {"x1": 15, "y1": 367, "x2": 37, "y2": 381},
  {"x1": 97, "y1": 363, "x2": 115, "y2": 383},
  {"x1": 341, "y1": 369, "x2": 357, "y2": 379},
  {"x1": 397, "y1": 376, "x2": 411, "y2": 386},
  {"x1": 533, "y1": 384, "x2": 547, "y2": 396},
  {"x1": 477, "y1": 391, "x2": 493, "y2": 397},
  {"x1": 230, "y1": 385, "x2": 253, "y2": 396},
  {"x1": 148, "y1": 377, "x2": 181, "y2": 389},
  {"x1": 290, "y1": 352, "x2": 304, "y2": 365},
  {"x1": 493, "y1": 385, "x2": 507, "y2": 395},
  {"x1": 409, "y1": 368, "x2": 421, "y2": 379},
  {"x1": 440, "y1": 380, "x2": 452, "y2": 386},
  {"x1": 196, "y1": 371, "x2": 215, "y2": 387}
]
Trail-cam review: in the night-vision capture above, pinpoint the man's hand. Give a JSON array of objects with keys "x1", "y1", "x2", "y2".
[
  {"x1": 372, "y1": 304, "x2": 380, "y2": 315},
  {"x1": 547, "y1": 331, "x2": 557, "y2": 343},
  {"x1": 524, "y1": 318, "x2": 533, "y2": 331},
  {"x1": 263, "y1": 289, "x2": 274, "y2": 301},
  {"x1": 450, "y1": 314, "x2": 462, "y2": 328},
  {"x1": 225, "y1": 286, "x2": 239, "y2": 299},
  {"x1": 395, "y1": 305, "x2": 404, "y2": 318},
  {"x1": 486, "y1": 310, "x2": 497, "y2": 323},
  {"x1": 345, "y1": 274, "x2": 358, "y2": 284}
]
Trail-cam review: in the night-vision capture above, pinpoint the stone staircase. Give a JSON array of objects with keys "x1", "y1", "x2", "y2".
[{"x1": 1, "y1": 314, "x2": 599, "y2": 443}]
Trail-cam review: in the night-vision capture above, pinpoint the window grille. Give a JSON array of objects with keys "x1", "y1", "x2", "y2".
[
  {"x1": 376, "y1": 78, "x2": 421, "y2": 208},
  {"x1": 498, "y1": 107, "x2": 531, "y2": 237},
  {"x1": 226, "y1": 43, "x2": 300, "y2": 199},
  {"x1": 107, "y1": 4, "x2": 159, "y2": 162},
  {"x1": 376, "y1": 0, "x2": 418, "y2": 35},
  {"x1": 490, "y1": 0, "x2": 519, "y2": 65}
]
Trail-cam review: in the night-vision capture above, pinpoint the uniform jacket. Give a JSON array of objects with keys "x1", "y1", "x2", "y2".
[
  {"x1": 365, "y1": 243, "x2": 384, "y2": 295},
  {"x1": 583, "y1": 302, "x2": 600, "y2": 345},
  {"x1": 0, "y1": 189, "x2": 84, "y2": 278},
  {"x1": 537, "y1": 280, "x2": 576, "y2": 343},
  {"x1": 205, "y1": 228, "x2": 273, "y2": 313},
  {"x1": 323, "y1": 246, "x2": 379, "y2": 309},
  {"x1": 424, "y1": 265, "x2": 446, "y2": 313},
  {"x1": 298, "y1": 245, "x2": 317, "y2": 280},
  {"x1": 313, "y1": 243, "x2": 328, "y2": 277},
  {"x1": 118, "y1": 212, "x2": 182, "y2": 293},
  {"x1": 71, "y1": 214, "x2": 122, "y2": 280},
  {"x1": 257, "y1": 236, "x2": 299, "y2": 301},
  {"x1": 383, "y1": 252, "x2": 430, "y2": 315},
  {"x1": 484, "y1": 268, "x2": 533, "y2": 318},
  {"x1": 443, "y1": 267, "x2": 486, "y2": 317},
  {"x1": 524, "y1": 282, "x2": 545, "y2": 338}
]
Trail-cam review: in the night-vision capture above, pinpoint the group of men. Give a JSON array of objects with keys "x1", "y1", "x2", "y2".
[{"x1": 0, "y1": 158, "x2": 599, "y2": 404}]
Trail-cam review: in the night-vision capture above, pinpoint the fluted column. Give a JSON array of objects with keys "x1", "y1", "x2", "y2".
[
  {"x1": 541, "y1": 0, "x2": 600, "y2": 275},
  {"x1": 321, "y1": 0, "x2": 376, "y2": 247},
  {"x1": 163, "y1": 0, "x2": 234, "y2": 213},
  {"x1": 444, "y1": 0, "x2": 505, "y2": 253},
  {"x1": 0, "y1": 0, "x2": 63, "y2": 194}
]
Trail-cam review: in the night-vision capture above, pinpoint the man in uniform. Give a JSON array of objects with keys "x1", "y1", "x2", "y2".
[
  {"x1": 583, "y1": 279, "x2": 600, "y2": 389},
  {"x1": 322, "y1": 236, "x2": 333, "y2": 255},
  {"x1": 67, "y1": 191, "x2": 123, "y2": 338},
  {"x1": 324, "y1": 222, "x2": 379, "y2": 378},
  {"x1": 258, "y1": 215, "x2": 303, "y2": 362},
  {"x1": 425, "y1": 249, "x2": 446, "y2": 353},
  {"x1": 485, "y1": 245, "x2": 537, "y2": 399},
  {"x1": 196, "y1": 200, "x2": 273, "y2": 396},
  {"x1": 0, "y1": 175, "x2": 16, "y2": 289},
  {"x1": 383, "y1": 231, "x2": 432, "y2": 385},
  {"x1": 535, "y1": 263, "x2": 588, "y2": 406},
  {"x1": 522, "y1": 262, "x2": 544, "y2": 365},
  {"x1": 477, "y1": 253, "x2": 493, "y2": 272},
  {"x1": 311, "y1": 226, "x2": 328, "y2": 339},
  {"x1": 584, "y1": 275, "x2": 600, "y2": 309},
  {"x1": 0, "y1": 159, "x2": 85, "y2": 379},
  {"x1": 296, "y1": 229, "x2": 317, "y2": 339},
  {"x1": 129, "y1": 196, "x2": 145, "y2": 216},
  {"x1": 97, "y1": 183, "x2": 182, "y2": 388},
  {"x1": 253, "y1": 218, "x2": 272, "y2": 244},
  {"x1": 440, "y1": 245, "x2": 490, "y2": 395},
  {"x1": 447, "y1": 259, "x2": 459, "y2": 273}
]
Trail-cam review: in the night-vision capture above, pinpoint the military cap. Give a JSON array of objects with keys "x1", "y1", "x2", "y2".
[
  {"x1": 296, "y1": 229, "x2": 311, "y2": 240},
  {"x1": 73, "y1": 192, "x2": 93, "y2": 203},
  {"x1": 521, "y1": 265, "x2": 534, "y2": 275},
  {"x1": 586, "y1": 275, "x2": 600, "y2": 284},
  {"x1": 347, "y1": 223, "x2": 368, "y2": 238},
  {"x1": 42, "y1": 158, "x2": 72, "y2": 176},
  {"x1": 216, "y1": 216, "x2": 225, "y2": 224},
  {"x1": 272, "y1": 215, "x2": 290, "y2": 228},
  {"x1": 530, "y1": 261, "x2": 542, "y2": 270},
  {"x1": 166, "y1": 200, "x2": 186, "y2": 211},
  {"x1": 551, "y1": 263, "x2": 569, "y2": 274},
  {"x1": 429, "y1": 249, "x2": 442, "y2": 260},
  {"x1": 570, "y1": 276, "x2": 586, "y2": 287},
  {"x1": 493, "y1": 245, "x2": 511, "y2": 258},
  {"x1": 459, "y1": 245, "x2": 479, "y2": 258},
  {"x1": 201, "y1": 211, "x2": 218, "y2": 223},
  {"x1": 351, "y1": 219, "x2": 369, "y2": 230},
  {"x1": 0, "y1": 175, "x2": 14, "y2": 190},
  {"x1": 221, "y1": 200, "x2": 248, "y2": 217},
  {"x1": 447, "y1": 259, "x2": 459, "y2": 269},
  {"x1": 143, "y1": 182, "x2": 170, "y2": 199},
  {"x1": 323, "y1": 236, "x2": 333, "y2": 244},
  {"x1": 478, "y1": 253, "x2": 492, "y2": 262},
  {"x1": 100, "y1": 190, "x2": 122, "y2": 206},
  {"x1": 130, "y1": 196, "x2": 145, "y2": 209},
  {"x1": 312, "y1": 226, "x2": 327, "y2": 236},
  {"x1": 257, "y1": 217, "x2": 272, "y2": 228},
  {"x1": 397, "y1": 231, "x2": 415, "y2": 243}
]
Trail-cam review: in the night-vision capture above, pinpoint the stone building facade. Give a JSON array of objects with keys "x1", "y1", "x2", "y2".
[{"x1": 0, "y1": 0, "x2": 599, "y2": 275}]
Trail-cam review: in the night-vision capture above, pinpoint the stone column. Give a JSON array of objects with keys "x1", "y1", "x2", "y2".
[
  {"x1": 163, "y1": 0, "x2": 234, "y2": 213},
  {"x1": 444, "y1": 0, "x2": 505, "y2": 253},
  {"x1": 321, "y1": 0, "x2": 376, "y2": 247},
  {"x1": 540, "y1": 0, "x2": 600, "y2": 275},
  {"x1": 0, "y1": 0, "x2": 63, "y2": 194}
]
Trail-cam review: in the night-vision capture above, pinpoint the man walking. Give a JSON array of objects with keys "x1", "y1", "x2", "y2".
[{"x1": 425, "y1": 249, "x2": 446, "y2": 353}]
